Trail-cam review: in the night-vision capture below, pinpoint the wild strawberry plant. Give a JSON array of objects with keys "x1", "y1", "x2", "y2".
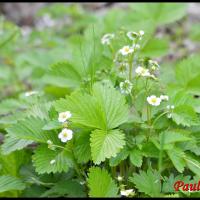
[{"x1": 0, "y1": 3, "x2": 200, "y2": 198}]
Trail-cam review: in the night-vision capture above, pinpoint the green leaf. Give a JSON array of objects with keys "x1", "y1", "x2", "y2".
[
  {"x1": 184, "y1": 153, "x2": 200, "y2": 177},
  {"x1": 129, "y1": 148, "x2": 143, "y2": 167},
  {"x1": 42, "y1": 120, "x2": 62, "y2": 130},
  {"x1": 167, "y1": 148, "x2": 186, "y2": 173},
  {"x1": 41, "y1": 180, "x2": 86, "y2": 197},
  {"x1": 159, "y1": 130, "x2": 191, "y2": 147},
  {"x1": 109, "y1": 147, "x2": 129, "y2": 167},
  {"x1": 0, "y1": 175, "x2": 25, "y2": 193},
  {"x1": 130, "y1": 3, "x2": 187, "y2": 26},
  {"x1": 42, "y1": 61, "x2": 82, "y2": 88},
  {"x1": 74, "y1": 131, "x2": 91, "y2": 164},
  {"x1": 171, "y1": 105, "x2": 199, "y2": 127},
  {"x1": 32, "y1": 144, "x2": 74, "y2": 174},
  {"x1": 129, "y1": 168, "x2": 161, "y2": 197},
  {"x1": 162, "y1": 174, "x2": 191, "y2": 193},
  {"x1": 141, "y1": 38, "x2": 169, "y2": 58},
  {"x1": 54, "y1": 82, "x2": 129, "y2": 130},
  {"x1": 175, "y1": 55, "x2": 200, "y2": 94},
  {"x1": 87, "y1": 167, "x2": 118, "y2": 197},
  {"x1": 90, "y1": 129, "x2": 125, "y2": 164},
  {"x1": 1, "y1": 135, "x2": 33, "y2": 155},
  {"x1": 6, "y1": 116, "x2": 60, "y2": 144}
]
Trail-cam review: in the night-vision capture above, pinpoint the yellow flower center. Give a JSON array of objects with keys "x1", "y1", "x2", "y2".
[
  {"x1": 124, "y1": 47, "x2": 129, "y2": 52},
  {"x1": 63, "y1": 132, "x2": 68, "y2": 137},
  {"x1": 151, "y1": 98, "x2": 157, "y2": 103}
]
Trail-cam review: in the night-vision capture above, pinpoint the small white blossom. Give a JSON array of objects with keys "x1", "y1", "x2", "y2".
[
  {"x1": 58, "y1": 128, "x2": 73, "y2": 143},
  {"x1": 135, "y1": 66, "x2": 150, "y2": 77},
  {"x1": 117, "y1": 176, "x2": 123, "y2": 181},
  {"x1": 147, "y1": 95, "x2": 161, "y2": 106},
  {"x1": 171, "y1": 105, "x2": 175, "y2": 109},
  {"x1": 160, "y1": 95, "x2": 169, "y2": 101},
  {"x1": 101, "y1": 33, "x2": 114, "y2": 45},
  {"x1": 50, "y1": 159, "x2": 56, "y2": 165},
  {"x1": 119, "y1": 45, "x2": 134, "y2": 56},
  {"x1": 139, "y1": 30, "x2": 144, "y2": 36},
  {"x1": 47, "y1": 140, "x2": 53, "y2": 145},
  {"x1": 58, "y1": 111, "x2": 72, "y2": 123},
  {"x1": 25, "y1": 91, "x2": 38, "y2": 97},
  {"x1": 120, "y1": 189, "x2": 134, "y2": 197},
  {"x1": 120, "y1": 80, "x2": 133, "y2": 94},
  {"x1": 127, "y1": 31, "x2": 138, "y2": 40}
]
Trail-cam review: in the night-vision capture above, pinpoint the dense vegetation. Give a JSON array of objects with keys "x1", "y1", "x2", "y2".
[{"x1": 0, "y1": 3, "x2": 200, "y2": 198}]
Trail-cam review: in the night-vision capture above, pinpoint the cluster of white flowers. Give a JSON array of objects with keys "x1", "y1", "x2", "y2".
[
  {"x1": 135, "y1": 66, "x2": 156, "y2": 79},
  {"x1": 119, "y1": 80, "x2": 133, "y2": 94},
  {"x1": 101, "y1": 33, "x2": 115, "y2": 45},
  {"x1": 119, "y1": 45, "x2": 134, "y2": 56},
  {"x1": 58, "y1": 111, "x2": 73, "y2": 143},
  {"x1": 120, "y1": 189, "x2": 134, "y2": 197},
  {"x1": 24, "y1": 91, "x2": 38, "y2": 97},
  {"x1": 147, "y1": 94, "x2": 169, "y2": 106}
]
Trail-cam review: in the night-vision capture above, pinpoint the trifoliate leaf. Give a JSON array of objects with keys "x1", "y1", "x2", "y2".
[
  {"x1": 87, "y1": 167, "x2": 118, "y2": 197},
  {"x1": 54, "y1": 82, "x2": 129, "y2": 130},
  {"x1": 90, "y1": 129, "x2": 125, "y2": 164},
  {"x1": 129, "y1": 168, "x2": 161, "y2": 197},
  {"x1": 32, "y1": 144, "x2": 74, "y2": 174},
  {"x1": 0, "y1": 175, "x2": 25, "y2": 193}
]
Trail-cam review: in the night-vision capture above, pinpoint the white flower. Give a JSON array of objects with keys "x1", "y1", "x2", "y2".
[
  {"x1": 139, "y1": 30, "x2": 144, "y2": 36},
  {"x1": 58, "y1": 128, "x2": 73, "y2": 143},
  {"x1": 171, "y1": 105, "x2": 175, "y2": 109},
  {"x1": 25, "y1": 91, "x2": 38, "y2": 97},
  {"x1": 147, "y1": 95, "x2": 161, "y2": 106},
  {"x1": 120, "y1": 189, "x2": 134, "y2": 197},
  {"x1": 135, "y1": 66, "x2": 151, "y2": 77},
  {"x1": 101, "y1": 33, "x2": 114, "y2": 45},
  {"x1": 160, "y1": 95, "x2": 169, "y2": 101},
  {"x1": 58, "y1": 111, "x2": 72, "y2": 123},
  {"x1": 120, "y1": 80, "x2": 133, "y2": 94},
  {"x1": 119, "y1": 45, "x2": 134, "y2": 56},
  {"x1": 50, "y1": 159, "x2": 56, "y2": 165},
  {"x1": 127, "y1": 31, "x2": 138, "y2": 40},
  {"x1": 117, "y1": 176, "x2": 123, "y2": 181},
  {"x1": 47, "y1": 140, "x2": 53, "y2": 145}
]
